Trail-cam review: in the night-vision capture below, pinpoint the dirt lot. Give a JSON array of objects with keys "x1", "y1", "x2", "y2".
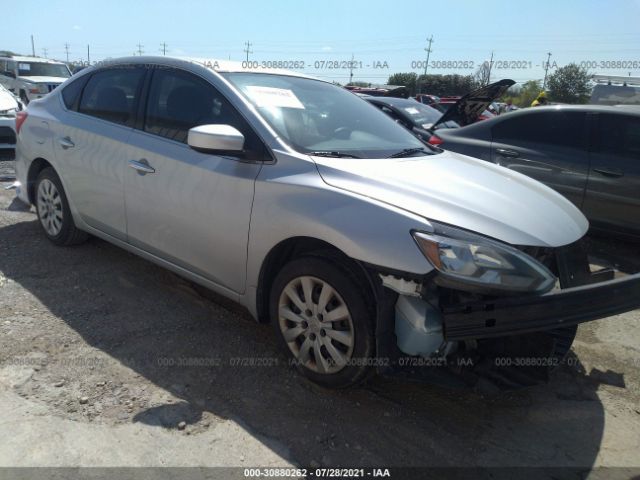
[{"x1": 1, "y1": 160, "x2": 639, "y2": 477}]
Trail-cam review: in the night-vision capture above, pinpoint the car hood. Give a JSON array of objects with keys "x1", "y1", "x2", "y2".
[
  {"x1": 313, "y1": 150, "x2": 588, "y2": 248},
  {"x1": 20, "y1": 76, "x2": 67, "y2": 84},
  {"x1": 0, "y1": 88, "x2": 19, "y2": 112},
  {"x1": 432, "y1": 79, "x2": 515, "y2": 128}
]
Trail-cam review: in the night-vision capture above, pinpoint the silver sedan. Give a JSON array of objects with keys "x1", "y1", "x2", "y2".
[{"x1": 14, "y1": 57, "x2": 640, "y2": 389}]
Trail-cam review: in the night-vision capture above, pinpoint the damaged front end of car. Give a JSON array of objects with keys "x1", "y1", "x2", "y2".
[{"x1": 370, "y1": 223, "x2": 640, "y2": 390}]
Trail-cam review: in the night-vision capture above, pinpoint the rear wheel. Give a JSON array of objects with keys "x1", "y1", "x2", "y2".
[
  {"x1": 35, "y1": 168, "x2": 88, "y2": 246},
  {"x1": 270, "y1": 256, "x2": 375, "y2": 388}
]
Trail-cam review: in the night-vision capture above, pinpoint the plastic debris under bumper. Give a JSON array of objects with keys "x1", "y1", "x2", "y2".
[{"x1": 442, "y1": 273, "x2": 640, "y2": 341}]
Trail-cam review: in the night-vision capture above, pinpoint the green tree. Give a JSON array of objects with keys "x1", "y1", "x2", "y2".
[
  {"x1": 510, "y1": 80, "x2": 542, "y2": 108},
  {"x1": 387, "y1": 73, "x2": 418, "y2": 95},
  {"x1": 547, "y1": 64, "x2": 592, "y2": 104},
  {"x1": 415, "y1": 74, "x2": 476, "y2": 96},
  {"x1": 346, "y1": 81, "x2": 371, "y2": 87}
]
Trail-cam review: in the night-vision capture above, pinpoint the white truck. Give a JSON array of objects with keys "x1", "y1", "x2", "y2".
[{"x1": 0, "y1": 55, "x2": 72, "y2": 104}]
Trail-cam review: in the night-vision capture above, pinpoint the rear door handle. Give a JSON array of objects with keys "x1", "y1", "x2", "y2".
[
  {"x1": 58, "y1": 137, "x2": 75, "y2": 149},
  {"x1": 128, "y1": 159, "x2": 155, "y2": 175},
  {"x1": 593, "y1": 167, "x2": 623, "y2": 178},
  {"x1": 496, "y1": 148, "x2": 520, "y2": 158}
]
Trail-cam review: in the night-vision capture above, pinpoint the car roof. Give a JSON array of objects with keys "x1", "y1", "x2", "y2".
[
  {"x1": 93, "y1": 56, "x2": 320, "y2": 81},
  {"x1": 1, "y1": 55, "x2": 66, "y2": 64},
  {"x1": 365, "y1": 96, "x2": 421, "y2": 108}
]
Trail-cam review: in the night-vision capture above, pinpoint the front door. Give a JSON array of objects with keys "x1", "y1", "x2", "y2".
[{"x1": 124, "y1": 67, "x2": 267, "y2": 293}]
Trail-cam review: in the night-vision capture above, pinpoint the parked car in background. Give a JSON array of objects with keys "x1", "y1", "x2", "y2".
[
  {"x1": 432, "y1": 105, "x2": 640, "y2": 238},
  {"x1": 415, "y1": 93, "x2": 440, "y2": 105},
  {"x1": 590, "y1": 75, "x2": 640, "y2": 106},
  {"x1": 0, "y1": 55, "x2": 72, "y2": 104},
  {"x1": 14, "y1": 57, "x2": 640, "y2": 390},
  {"x1": 369, "y1": 79, "x2": 514, "y2": 144},
  {"x1": 0, "y1": 84, "x2": 23, "y2": 155},
  {"x1": 364, "y1": 96, "x2": 460, "y2": 143}
]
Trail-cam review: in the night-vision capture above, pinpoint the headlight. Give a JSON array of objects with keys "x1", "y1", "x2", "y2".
[
  {"x1": 413, "y1": 224, "x2": 556, "y2": 295},
  {"x1": 0, "y1": 108, "x2": 17, "y2": 117}
]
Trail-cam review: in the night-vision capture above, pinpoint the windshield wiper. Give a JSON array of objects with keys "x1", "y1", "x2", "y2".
[
  {"x1": 308, "y1": 151, "x2": 361, "y2": 158},
  {"x1": 387, "y1": 147, "x2": 432, "y2": 158}
]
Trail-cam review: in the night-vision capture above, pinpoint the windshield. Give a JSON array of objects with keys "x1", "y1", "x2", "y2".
[
  {"x1": 222, "y1": 72, "x2": 429, "y2": 158},
  {"x1": 18, "y1": 62, "x2": 71, "y2": 78}
]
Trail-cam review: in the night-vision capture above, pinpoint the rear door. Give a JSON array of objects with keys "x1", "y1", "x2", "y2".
[
  {"x1": 123, "y1": 66, "x2": 267, "y2": 293},
  {"x1": 54, "y1": 66, "x2": 147, "y2": 240},
  {"x1": 490, "y1": 110, "x2": 590, "y2": 208},
  {"x1": 582, "y1": 112, "x2": 640, "y2": 234}
]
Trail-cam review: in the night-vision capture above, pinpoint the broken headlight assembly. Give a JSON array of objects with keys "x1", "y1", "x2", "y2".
[{"x1": 412, "y1": 224, "x2": 556, "y2": 295}]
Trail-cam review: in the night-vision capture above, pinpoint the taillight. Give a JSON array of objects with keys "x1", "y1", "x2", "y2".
[
  {"x1": 16, "y1": 111, "x2": 28, "y2": 135},
  {"x1": 428, "y1": 134, "x2": 443, "y2": 146}
]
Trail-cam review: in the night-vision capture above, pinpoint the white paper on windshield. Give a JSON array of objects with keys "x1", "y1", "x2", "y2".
[
  {"x1": 245, "y1": 86, "x2": 304, "y2": 109},
  {"x1": 18, "y1": 63, "x2": 31, "y2": 71},
  {"x1": 404, "y1": 107, "x2": 420, "y2": 115}
]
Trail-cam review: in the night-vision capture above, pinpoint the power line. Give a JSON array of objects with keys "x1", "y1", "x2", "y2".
[
  {"x1": 243, "y1": 41, "x2": 253, "y2": 62},
  {"x1": 136, "y1": 42, "x2": 144, "y2": 56},
  {"x1": 160, "y1": 42, "x2": 168, "y2": 56},
  {"x1": 542, "y1": 52, "x2": 552, "y2": 89},
  {"x1": 64, "y1": 43, "x2": 70, "y2": 62},
  {"x1": 42, "y1": 47, "x2": 48, "y2": 58},
  {"x1": 487, "y1": 51, "x2": 494, "y2": 85},
  {"x1": 349, "y1": 53, "x2": 355, "y2": 83},
  {"x1": 423, "y1": 35, "x2": 434, "y2": 76}
]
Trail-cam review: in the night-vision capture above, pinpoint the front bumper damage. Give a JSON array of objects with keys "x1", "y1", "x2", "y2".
[
  {"x1": 371, "y1": 239, "x2": 640, "y2": 389},
  {"x1": 443, "y1": 273, "x2": 640, "y2": 341}
]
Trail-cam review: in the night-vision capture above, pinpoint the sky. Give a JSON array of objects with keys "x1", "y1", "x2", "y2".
[{"x1": 3, "y1": 0, "x2": 640, "y2": 85}]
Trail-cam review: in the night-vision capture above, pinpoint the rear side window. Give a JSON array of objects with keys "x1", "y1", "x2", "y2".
[
  {"x1": 143, "y1": 67, "x2": 266, "y2": 156},
  {"x1": 492, "y1": 111, "x2": 587, "y2": 149},
  {"x1": 78, "y1": 67, "x2": 146, "y2": 126},
  {"x1": 598, "y1": 114, "x2": 640, "y2": 159},
  {"x1": 61, "y1": 75, "x2": 89, "y2": 111}
]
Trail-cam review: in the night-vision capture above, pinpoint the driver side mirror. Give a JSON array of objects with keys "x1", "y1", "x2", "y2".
[{"x1": 187, "y1": 124, "x2": 245, "y2": 153}]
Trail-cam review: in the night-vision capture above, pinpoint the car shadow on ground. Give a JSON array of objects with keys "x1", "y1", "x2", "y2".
[{"x1": 0, "y1": 217, "x2": 618, "y2": 469}]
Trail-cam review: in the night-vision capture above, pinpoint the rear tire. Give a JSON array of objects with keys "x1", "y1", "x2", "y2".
[
  {"x1": 270, "y1": 256, "x2": 375, "y2": 388},
  {"x1": 34, "y1": 167, "x2": 88, "y2": 246}
]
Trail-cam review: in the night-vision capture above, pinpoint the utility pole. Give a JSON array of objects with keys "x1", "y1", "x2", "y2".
[
  {"x1": 486, "y1": 51, "x2": 494, "y2": 85},
  {"x1": 243, "y1": 41, "x2": 253, "y2": 62},
  {"x1": 136, "y1": 42, "x2": 144, "y2": 56},
  {"x1": 542, "y1": 52, "x2": 552, "y2": 89},
  {"x1": 64, "y1": 43, "x2": 70, "y2": 62},
  {"x1": 42, "y1": 48, "x2": 48, "y2": 58},
  {"x1": 31, "y1": 35, "x2": 35, "y2": 56},
  {"x1": 423, "y1": 35, "x2": 434, "y2": 76},
  {"x1": 87, "y1": 44, "x2": 90, "y2": 64},
  {"x1": 349, "y1": 53, "x2": 355, "y2": 84},
  {"x1": 160, "y1": 42, "x2": 168, "y2": 56}
]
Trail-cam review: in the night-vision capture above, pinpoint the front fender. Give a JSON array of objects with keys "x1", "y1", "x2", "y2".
[{"x1": 245, "y1": 152, "x2": 435, "y2": 298}]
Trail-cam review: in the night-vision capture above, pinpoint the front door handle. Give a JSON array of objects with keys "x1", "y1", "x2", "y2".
[
  {"x1": 58, "y1": 136, "x2": 75, "y2": 149},
  {"x1": 593, "y1": 167, "x2": 623, "y2": 178},
  {"x1": 129, "y1": 159, "x2": 155, "y2": 175},
  {"x1": 496, "y1": 148, "x2": 520, "y2": 158}
]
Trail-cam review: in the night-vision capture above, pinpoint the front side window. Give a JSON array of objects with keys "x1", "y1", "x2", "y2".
[
  {"x1": 78, "y1": 67, "x2": 146, "y2": 126},
  {"x1": 492, "y1": 111, "x2": 587, "y2": 149},
  {"x1": 598, "y1": 114, "x2": 640, "y2": 158},
  {"x1": 144, "y1": 67, "x2": 266, "y2": 157},
  {"x1": 222, "y1": 72, "x2": 428, "y2": 159}
]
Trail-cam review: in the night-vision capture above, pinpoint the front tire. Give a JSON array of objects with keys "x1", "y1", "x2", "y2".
[
  {"x1": 270, "y1": 256, "x2": 375, "y2": 388},
  {"x1": 35, "y1": 167, "x2": 88, "y2": 246}
]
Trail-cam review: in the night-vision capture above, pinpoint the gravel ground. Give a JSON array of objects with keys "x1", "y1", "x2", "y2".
[{"x1": 0, "y1": 159, "x2": 639, "y2": 477}]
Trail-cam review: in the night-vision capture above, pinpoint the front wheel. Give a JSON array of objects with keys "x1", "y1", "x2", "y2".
[{"x1": 270, "y1": 256, "x2": 375, "y2": 388}]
